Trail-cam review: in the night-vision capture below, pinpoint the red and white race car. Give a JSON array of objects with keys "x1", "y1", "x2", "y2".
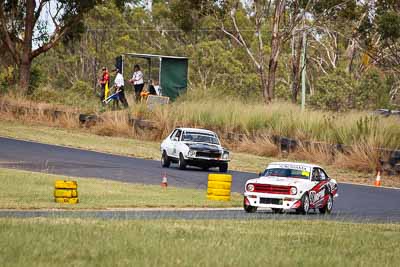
[{"x1": 243, "y1": 162, "x2": 338, "y2": 214}]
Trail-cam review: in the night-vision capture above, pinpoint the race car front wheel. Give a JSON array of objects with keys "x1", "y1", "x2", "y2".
[
  {"x1": 161, "y1": 151, "x2": 171, "y2": 168},
  {"x1": 244, "y1": 204, "x2": 257, "y2": 213},
  {"x1": 219, "y1": 163, "x2": 228, "y2": 173},
  {"x1": 178, "y1": 153, "x2": 187, "y2": 170},
  {"x1": 272, "y1": 208, "x2": 283, "y2": 214},
  {"x1": 319, "y1": 194, "x2": 333, "y2": 214},
  {"x1": 243, "y1": 197, "x2": 257, "y2": 213},
  {"x1": 297, "y1": 193, "x2": 310, "y2": 214}
]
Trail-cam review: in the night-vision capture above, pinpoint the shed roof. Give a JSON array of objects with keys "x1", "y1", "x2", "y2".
[{"x1": 123, "y1": 53, "x2": 188, "y2": 60}]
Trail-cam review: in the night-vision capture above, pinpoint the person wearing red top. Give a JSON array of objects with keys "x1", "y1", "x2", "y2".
[{"x1": 99, "y1": 67, "x2": 109, "y2": 102}]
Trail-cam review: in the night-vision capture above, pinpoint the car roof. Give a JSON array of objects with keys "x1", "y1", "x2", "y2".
[
  {"x1": 267, "y1": 162, "x2": 322, "y2": 169},
  {"x1": 176, "y1": 128, "x2": 216, "y2": 135}
]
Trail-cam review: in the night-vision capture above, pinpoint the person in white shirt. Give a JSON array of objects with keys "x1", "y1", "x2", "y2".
[
  {"x1": 148, "y1": 79, "x2": 162, "y2": 96},
  {"x1": 113, "y1": 68, "x2": 128, "y2": 108},
  {"x1": 129, "y1": 64, "x2": 144, "y2": 102}
]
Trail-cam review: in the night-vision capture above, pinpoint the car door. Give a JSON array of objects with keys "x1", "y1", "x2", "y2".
[
  {"x1": 169, "y1": 129, "x2": 182, "y2": 158},
  {"x1": 163, "y1": 129, "x2": 177, "y2": 157},
  {"x1": 310, "y1": 168, "x2": 327, "y2": 205}
]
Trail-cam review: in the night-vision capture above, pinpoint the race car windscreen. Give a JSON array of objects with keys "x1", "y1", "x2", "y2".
[
  {"x1": 182, "y1": 132, "x2": 220, "y2": 145},
  {"x1": 262, "y1": 168, "x2": 310, "y2": 179}
]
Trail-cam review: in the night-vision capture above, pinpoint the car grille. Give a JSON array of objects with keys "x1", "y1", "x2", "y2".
[
  {"x1": 196, "y1": 152, "x2": 221, "y2": 158},
  {"x1": 260, "y1": 198, "x2": 282, "y2": 205},
  {"x1": 254, "y1": 184, "x2": 291, "y2": 194}
]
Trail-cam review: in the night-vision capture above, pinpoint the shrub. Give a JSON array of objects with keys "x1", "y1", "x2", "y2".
[
  {"x1": 309, "y1": 70, "x2": 356, "y2": 111},
  {"x1": 354, "y1": 68, "x2": 390, "y2": 109}
]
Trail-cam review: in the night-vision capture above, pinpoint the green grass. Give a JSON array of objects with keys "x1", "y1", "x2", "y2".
[
  {"x1": 0, "y1": 168, "x2": 242, "y2": 209},
  {"x1": 0, "y1": 218, "x2": 399, "y2": 267},
  {"x1": 0, "y1": 119, "x2": 394, "y2": 187}
]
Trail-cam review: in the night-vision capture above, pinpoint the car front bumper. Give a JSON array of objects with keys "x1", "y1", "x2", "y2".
[
  {"x1": 186, "y1": 156, "x2": 229, "y2": 166},
  {"x1": 244, "y1": 192, "x2": 301, "y2": 210}
]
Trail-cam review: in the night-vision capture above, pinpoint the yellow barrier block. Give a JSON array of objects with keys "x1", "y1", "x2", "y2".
[
  {"x1": 55, "y1": 197, "x2": 79, "y2": 204},
  {"x1": 207, "y1": 181, "x2": 232, "y2": 190},
  {"x1": 207, "y1": 195, "x2": 230, "y2": 201},
  {"x1": 55, "y1": 180, "x2": 77, "y2": 189},
  {"x1": 54, "y1": 189, "x2": 78, "y2": 198},
  {"x1": 208, "y1": 174, "x2": 232, "y2": 182},
  {"x1": 207, "y1": 188, "x2": 231, "y2": 196}
]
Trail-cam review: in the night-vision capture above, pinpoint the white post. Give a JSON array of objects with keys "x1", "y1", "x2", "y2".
[{"x1": 301, "y1": 20, "x2": 307, "y2": 111}]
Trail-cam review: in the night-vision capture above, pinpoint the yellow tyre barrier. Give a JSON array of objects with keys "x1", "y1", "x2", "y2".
[
  {"x1": 207, "y1": 188, "x2": 231, "y2": 196},
  {"x1": 207, "y1": 181, "x2": 231, "y2": 190},
  {"x1": 207, "y1": 174, "x2": 232, "y2": 201},
  {"x1": 207, "y1": 195, "x2": 231, "y2": 201},
  {"x1": 55, "y1": 197, "x2": 79, "y2": 204},
  {"x1": 54, "y1": 180, "x2": 79, "y2": 204},
  {"x1": 54, "y1": 189, "x2": 78, "y2": 198},
  {"x1": 55, "y1": 180, "x2": 77, "y2": 189},
  {"x1": 208, "y1": 174, "x2": 232, "y2": 182}
]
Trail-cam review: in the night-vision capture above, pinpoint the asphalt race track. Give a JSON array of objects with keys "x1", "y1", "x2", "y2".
[{"x1": 0, "y1": 136, "x2": 399, "y2": 222}]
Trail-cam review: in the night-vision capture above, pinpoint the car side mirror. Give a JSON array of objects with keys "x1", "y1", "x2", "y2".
[
  {"x1": 173, "y1": 137, "x2": 179, "y2": 141},
  {"x1": 258, "y1": 172, "x2": 262, "y2": 176}
]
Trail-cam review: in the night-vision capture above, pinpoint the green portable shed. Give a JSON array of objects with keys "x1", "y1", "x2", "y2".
[{"x1": 116, "y1": 53, "x2": 188, "y2": 101}]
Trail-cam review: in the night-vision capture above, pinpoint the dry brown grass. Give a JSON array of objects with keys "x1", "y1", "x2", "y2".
[
  {"x1": 1, "y1": 95, "x2": 399, "y2": 178},
  {"x1": 334, "y1": 142, "x2": 391, "y2": 173},
  {"x1": 91, "y1": 110, "x2": 133, "y2": 137},
  {"x1": 288, "y1": 141, "x2": 336, "y2": 165},
  {"x1": 234, "y1": 135, "x2": 280, "y2": 157}
]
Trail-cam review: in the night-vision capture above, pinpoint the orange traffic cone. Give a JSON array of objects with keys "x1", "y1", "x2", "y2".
[
  {"x1": 161, "y1": 172, "x2": 168, "y2": 188},
  {"x1": 374, "y1": 171, "x2": 381, "y2": 187}
]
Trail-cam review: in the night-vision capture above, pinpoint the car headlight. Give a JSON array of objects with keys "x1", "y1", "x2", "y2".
[
  {"x1": 187, "y1": 150, "x2": 196, "y2": 157},
  {"x1": 246, "y1": 184, "x2": 255, "y2": 192},
  {"x1": 222, "y1": 151, "x2": 229, "y2": 160},
  {"x1": 290, "y1": 187, "x2": 297, "y2": 195}
]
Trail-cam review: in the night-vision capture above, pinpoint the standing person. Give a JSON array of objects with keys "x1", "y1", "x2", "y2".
[
  {"x1": 129, "y1": 64, "x2": 144, "y2": 102},
  {"x1": 99, "y1": 67, "x2": 110, "y2": 102},
  {"x1": 148, "y1": 79, "x2": 161, "y2": 96},
  {"x1": 112, "y1": 68, "x2": 129, "y2": 108}
]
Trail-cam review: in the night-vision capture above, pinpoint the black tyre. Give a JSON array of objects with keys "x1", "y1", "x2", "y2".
[
  {"x1": 161, "y1": 151, "x2": 170, "y2": 168},
  {"x1": 319, "y1": 194, "x2": 333, "y2": 214},
  {"x1": 201, "y1": 166, "x2": 210, "y2": 171},
  {"x1": 296, "y1": 193, "x2": 310, "y2": 215},
  {"x1": 272, "y1": 208, "x2": 283, "y2": 214},
  {"x1": 178, "y1": 153, "x2": 186, "y2": 170},
  {"x1": 244, "y1": 204, "x2": 258, "y2": 213},
  {"x1": 219, "y1": 163, "x2": 228, "y2": 173}
]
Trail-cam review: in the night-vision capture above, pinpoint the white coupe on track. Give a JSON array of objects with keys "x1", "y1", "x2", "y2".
[
  {"x1": 243, "y1": 162, "x2": 338, "y2": 214},
  {"x1": 160, "y1": 128, "x2": 230, "y2": 172}
]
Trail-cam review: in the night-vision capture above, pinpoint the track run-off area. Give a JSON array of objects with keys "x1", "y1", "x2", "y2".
[{"x1": 0, "y1": 137, "x2": 399, "y2": 222}]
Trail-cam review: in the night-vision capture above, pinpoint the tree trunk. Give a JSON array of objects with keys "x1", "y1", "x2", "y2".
[
  {"x1": 259, "y1": 66, "x2": 269, "y2": 102},
  {"x1": 291, "y1": 33, "x2": 302, "y2": 103},
  {"x1": 263, "y1": 0, "x2": 286, "y2": 103},
  {"x1": 18, "y1": 59, "x2": 31, "y2": 93}
]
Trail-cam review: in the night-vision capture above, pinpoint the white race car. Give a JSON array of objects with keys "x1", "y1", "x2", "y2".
[
  {"x1": 160, "y1": 128, "x2": 230, "y2": 172},
  {"x1": 243, "y1": 162, "x2": 338, "y2": 214}
]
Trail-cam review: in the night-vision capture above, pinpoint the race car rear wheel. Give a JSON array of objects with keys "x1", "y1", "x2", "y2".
[
  {"x1": 319, "y1": 194, "x2": 333, "y2": 214},
  {"x1": 178, "y1": 153, "x2": 186, "y2": 170},
  {"x1": 161, "y1": 151, "x2": 170, "y2": 168},
  {"x1": 297, "y1": 193, "x2": 310, "y2": 214}
]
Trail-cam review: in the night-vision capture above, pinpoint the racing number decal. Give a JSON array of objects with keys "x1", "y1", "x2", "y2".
[
  {"x1": 309, "y1": 191, "x2": 317, "y2": 203},
  {"x1": 309, "y1": 189, "x2": 325, "y2": 204}
]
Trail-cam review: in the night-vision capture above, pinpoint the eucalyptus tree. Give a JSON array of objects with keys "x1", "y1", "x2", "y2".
[{"x1": 0, "y1": 0, "x2": 100, "y2": 93}]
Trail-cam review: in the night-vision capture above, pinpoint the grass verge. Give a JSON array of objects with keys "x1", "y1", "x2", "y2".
[
  {"x1": 0, "y1": 119, "x2": 398, "y2": 187},
  {"x1": 1, "y1": 218, "x2": 399, "y2": 267},
  {"x1": 0, "y1": 168, "x2": 242, "y2": 209}
]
